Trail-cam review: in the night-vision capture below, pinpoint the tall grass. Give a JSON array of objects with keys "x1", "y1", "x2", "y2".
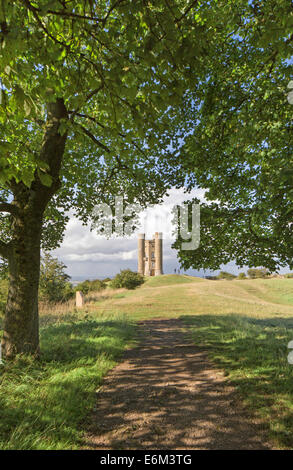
[{"x1": 0, "y1": 309, "x2": 135, "y2": 450}]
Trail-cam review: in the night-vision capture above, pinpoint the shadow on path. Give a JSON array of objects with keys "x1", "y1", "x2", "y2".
[{"x1": 85, "y1": 318, "x2": 272, "y2": 450}]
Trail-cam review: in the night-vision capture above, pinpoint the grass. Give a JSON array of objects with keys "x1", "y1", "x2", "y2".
[
  {"x1": 182, "y1": 313, "x2": 293, "y2": 448},
  {"x1": 142, "y1": 273, "x2": 203, "y2": 287},
  {"x1": 84, "y1": 275, "x2": 293, "y2": 448},
  {"x1": 0, "y1": 310, "x2": 135, "y2": 450},
  {"x1": 1, "y1": 275, "x2": 293, "y2": 449}
]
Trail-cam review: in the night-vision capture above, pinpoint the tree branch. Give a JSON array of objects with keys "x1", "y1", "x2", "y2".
[
  {"x1": 76, "y1": 124, "x2": 110, "y2": 153},
  {"x1": 102, "y1": 0, "x2": 128, "y2": 26},
  {"x1": 72, "y1": 112, "x2": 149, "y2": 159},
  {"x1": 22, "y1": 0, "x2": 68, "y2": 48},
  {"x1": 175, "y1": 0, "x2": 199, "y2": 24},
  {"x1": 69, "y1": 86, "x2": 104, "y2": 120},
  {"x1": 0, "y1": 200, "x2": 18, "y2": 216}
]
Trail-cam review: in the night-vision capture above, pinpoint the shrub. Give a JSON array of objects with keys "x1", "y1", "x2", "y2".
[
  {"x1": 247, "y1": 268, "x2": 269, "y2": 279},
  {"x1": 217, "y1": 271, "x2": 237, "y2": 280},
  {"x1": 89, "y1": 279, "x2": 107, "y2": 292},
  {"x1": 285, "y1": 273, "x2": 293, "y2": 278},
  {"x1": 39, "y1": 253, "x2": 74, "y2": 303},
  {"x1": 110, "y1": 269, "x2": 144, "y2": 290},
  {"x1": 75, "y1": 279, "x2": 106, "y2": 295},
  {"x1": 75, "y1": 280, "x2": 91, "y2": 295},
  {"x1": 237, "y1": 272, "x2": 247, "y2": 280}
]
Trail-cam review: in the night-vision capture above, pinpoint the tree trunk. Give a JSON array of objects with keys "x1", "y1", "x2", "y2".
[
  {"x1": 1, "y1": 98, "x2": 68, "y2": 358},
  {"x1": 2, "y1": 213, "x2": 42, "y2": 358}
]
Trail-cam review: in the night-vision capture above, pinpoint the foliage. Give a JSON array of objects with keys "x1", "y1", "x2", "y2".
[
  {"x1": 110, "y1": 269, "x2": 144, "y2": 290},
  {"x1": 39, "y1": 253, "x2": 73, "y2": 303},
  {"x1": 0, "y1": 0, "x2": 221, "y2": 250},
  {"x1": 75, "y1": 279, "x2": 106, "y2": 295},
  {"x1": 172, "y1": 0, "x2": 293, "y2": 271},
  {"x1": 284, "y1": 273, "x2": 293, "y2": 279},
  {"x1": 237, "y1": 272, "x2": 247, "y2": 280},
  {"x1": 217, "y1": 271, "x2": 237, "y2": 280},
  {"x1": 0, "y1": 0, "x2": 229, "y2": 355},
  {"x1": 247, "y1": 268, "x2": 269, "y2": 279}
]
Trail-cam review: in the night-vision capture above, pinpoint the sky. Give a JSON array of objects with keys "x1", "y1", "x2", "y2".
[{"x1": 53, "y1": 187, "x2": 288, "y2": 281}]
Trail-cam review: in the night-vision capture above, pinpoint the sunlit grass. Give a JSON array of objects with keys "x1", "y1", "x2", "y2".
[
  {"x1": 0, "y1": 312, "x2": 135, "y2": 450},
  {"x1": 182, "y1": 313, "x2": 293, "y2": 448},
  {"x1": 1, "y1": 275, "x2": 293, "y2": 449}
]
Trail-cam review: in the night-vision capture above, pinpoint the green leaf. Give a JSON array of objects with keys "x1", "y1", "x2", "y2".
[{"x1": 38, "y1": 171, "x2": 53, "y2": 187}]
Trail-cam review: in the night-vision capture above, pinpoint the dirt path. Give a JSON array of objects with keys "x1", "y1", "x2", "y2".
[{"x1": 85, "y1": 318, "x2": 273, "y2": 450}]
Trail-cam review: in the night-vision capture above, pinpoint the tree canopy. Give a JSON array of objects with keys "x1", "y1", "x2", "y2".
[
  {"x1": 173, "y1": 0, "x2": 293, "y2": 272},
  {"x1": 0, "y1": 0, "x2": 292, "y2": 356},
  {"x1": 0, "y1": 0, "x2": 221, "y2": 250}
]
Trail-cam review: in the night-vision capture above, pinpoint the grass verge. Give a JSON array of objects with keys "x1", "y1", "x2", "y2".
[
  {"x1": 0, "y1": 312, "x2": 135, "y2": 450},
  {"x1": 182, "y1": 313, "x2": 293, "y2": 449}
]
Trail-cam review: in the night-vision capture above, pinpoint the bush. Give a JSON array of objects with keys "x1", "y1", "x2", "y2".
[
  {"x1": 247, "y1": 268, "x2": 269, "y2": 279},
  {"x1": 110, "y1": 269, "x2": 144, "y2": 290},
  {"x1": 237, "y1": 272, "x2": 247, "y2": 280},
  {"x1": 39, "y1": 253, "x2": 74, "y2": 303},
  {"x1": 90, "y1": 279, "x2": 107, "y2": 292},
  {"x1": 217, "y1": 271, "x2": 237, "y2": 280},
  {"x1": 285, "y1": 273, "x2": 293, "y2": 278},
  {"x1": 75, "y1": 279, "x2": 106, "y2": 295}
]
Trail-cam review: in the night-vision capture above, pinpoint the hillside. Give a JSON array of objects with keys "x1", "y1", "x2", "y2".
[
  {"x1": 1, "y1": 275, "x2": 293, "y2": 449},
  {"x1": 95, "y1": 275, "x2": 293, "y2": 321}
]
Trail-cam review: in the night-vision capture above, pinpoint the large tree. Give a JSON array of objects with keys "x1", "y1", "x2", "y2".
[
  {"x1": 173, "y1": 0, "x2": 293, "y2": 273},
  {"x1": 0, "y1": 0, "x2": 226, "y2": 357}
]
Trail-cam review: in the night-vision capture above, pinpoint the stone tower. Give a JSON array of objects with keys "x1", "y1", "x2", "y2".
[{"x1": 138, "y1": 232, "x2": 163, "y2": 276}]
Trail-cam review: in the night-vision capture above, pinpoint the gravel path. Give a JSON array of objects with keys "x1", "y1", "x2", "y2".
[{"x1": 85, "y1": 318, "x2": 273, "y2": 450}]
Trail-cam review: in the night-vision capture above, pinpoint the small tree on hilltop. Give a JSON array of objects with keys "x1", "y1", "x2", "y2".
[
  {"x1": 247, "y1": 268, "x2": 269, "y2": 279},
  {"x1": 237, "y1": 272, "x2": 247, "y2": 280},
  {"x1": 218, "y1": 271, "x2": 237, "y2": 280},
  {"x1": 110, "y1": 269, "x2": 144, "y2": 290}
]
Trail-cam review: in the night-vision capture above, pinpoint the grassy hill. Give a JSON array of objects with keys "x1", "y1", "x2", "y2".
[
  {"x1": 142, "y1": 273, "x2": 203, "y2": 287},
  {"x1": 96, "y1": 275, "x2": 293, "y2": 320},
  {"x1": 91, "y1": 275, "x2": 293, "y2": 448},
  {"x1": 1, "y1": 274, "x2": 293, "y2": 449}
]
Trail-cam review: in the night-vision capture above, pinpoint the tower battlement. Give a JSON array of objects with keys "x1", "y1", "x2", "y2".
[{"x1": 138, "y1": 232, "x2": 163, "y2": 276}]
